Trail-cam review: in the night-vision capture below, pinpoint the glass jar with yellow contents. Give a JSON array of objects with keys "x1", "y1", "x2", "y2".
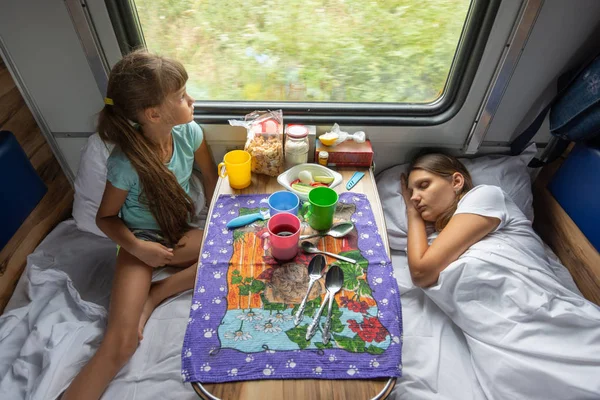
[{"x1": 318, "y1": 151, "x2": 329, "y2": 166}]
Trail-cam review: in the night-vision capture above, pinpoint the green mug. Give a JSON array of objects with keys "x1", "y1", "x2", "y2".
[{"x1": 300, "y1": 187, "x2": 338, "y2": 231}]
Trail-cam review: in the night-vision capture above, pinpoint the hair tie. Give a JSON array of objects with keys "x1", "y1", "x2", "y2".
[{"x1": 104, "y1": 97, "x2": 114, "y2": 106}]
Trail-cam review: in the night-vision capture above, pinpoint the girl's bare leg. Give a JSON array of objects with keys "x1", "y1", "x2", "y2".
[
  {"x1": 169, "y1": 228, "x2": 204, "y2": 267},
  {"x1": 138, "y1": 229, "x2": 203, "y2": 337},
  {"x1": 137, "y1": 262, "x2": 198, "y2": 337},
  {"x1": 63, "y1": 249, "x2": 153, "y2": 400}
]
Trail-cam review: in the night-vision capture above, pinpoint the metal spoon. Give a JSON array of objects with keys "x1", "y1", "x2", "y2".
[
  {"x1": 322, "y1": 265, "x2": 344, "y2": 345},
  {"x1": 299, "y1": 222, "x2": 355, "y2": 240},
  {"x1": 301, "y1": 241, "x2": 357, "y2": 264},
  {"x1": 306, "y1": 265, "x2": 344, "y2": 341},
  {"x1": 294, "y1": 255, "x2": 326, "y2": 326}
]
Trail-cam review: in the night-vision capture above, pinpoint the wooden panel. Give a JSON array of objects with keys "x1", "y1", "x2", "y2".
[
  {"x1": 3, "y1": 106, "x2": 43, "y2": 151},
  {"x1": 0, "y1": 66, "x2": 16, "y2": 99},
  {"x1": 195, "y1": 378, "x2": 394, "y2": 400},
  {"x1": 533, "y1": 187, "x2": 600, "y2": 305},
  {"x1": 0, "y1": 61, "x2": 74, "y2": 313},
  {"x1": 532, "y1": 146, "x2": 600, "y2": 305},
  {"x1": 0, "y1": 86, "x2": 25, "y2": 126}
]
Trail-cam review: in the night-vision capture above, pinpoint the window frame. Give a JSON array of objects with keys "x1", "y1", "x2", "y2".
[{"x1": 106, "y1": 0, "x2": 500, "y2": 126}]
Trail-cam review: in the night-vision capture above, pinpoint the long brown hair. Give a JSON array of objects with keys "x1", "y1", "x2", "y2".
[
  {"x1": 408, "y1": 153, "x2": 474, "y2": 232},
  {"x1": 98, "y1": 50, "x2": 194, "y2": 244}
]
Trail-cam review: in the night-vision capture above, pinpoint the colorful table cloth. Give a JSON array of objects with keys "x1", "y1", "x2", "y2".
[{"x1": 182, "y1": 193, "x2": 402, "y2": 383}]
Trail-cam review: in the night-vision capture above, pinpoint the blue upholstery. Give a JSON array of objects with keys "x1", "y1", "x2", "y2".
[
  {"x1": 0, "y1": 130, "x2": 47, "y2": 250},
  {"x1": 549, "y1": 143, "x2": 600, "y2": 252}
]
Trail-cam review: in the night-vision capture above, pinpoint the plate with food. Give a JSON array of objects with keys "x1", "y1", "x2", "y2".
[{"x1": 276, "y1": 163, "x2": 343, "y2": 200}]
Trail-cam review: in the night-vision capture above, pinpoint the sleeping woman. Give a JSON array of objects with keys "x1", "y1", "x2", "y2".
[{"x1": 400, "y1": 152, "x2": 600, "y2": 399}]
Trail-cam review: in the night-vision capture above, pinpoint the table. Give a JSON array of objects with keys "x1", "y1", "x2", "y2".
[{"x1": 191, "y1": 167, "x2": 396, "y2": 400}]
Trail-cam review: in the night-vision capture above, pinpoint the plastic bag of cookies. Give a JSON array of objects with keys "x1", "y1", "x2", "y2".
[{"x1": 229, "y1": 110, "x2": 284, "y2": 176}]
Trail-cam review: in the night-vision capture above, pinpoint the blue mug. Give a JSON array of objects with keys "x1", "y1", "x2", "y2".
[{"x1": 268, "y1": 191, "x2": 300, "y2": 216}]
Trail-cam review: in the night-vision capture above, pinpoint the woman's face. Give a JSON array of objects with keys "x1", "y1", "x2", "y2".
[{"x1": 407, "y1": 170, "x2": 464, "y2": 222}]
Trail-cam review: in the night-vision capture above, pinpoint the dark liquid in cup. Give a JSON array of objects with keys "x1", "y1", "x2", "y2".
[{"x1": 273, "y1": 224, "x2": 297, "y2": 237}]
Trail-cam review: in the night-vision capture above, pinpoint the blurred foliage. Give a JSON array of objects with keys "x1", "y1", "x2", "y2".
[{"x1": 135, "y1": 0, "x2": 471, "y2": 103}]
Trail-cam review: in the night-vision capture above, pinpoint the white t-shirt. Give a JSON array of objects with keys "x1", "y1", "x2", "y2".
[
  {"x1": 453, "y1": 185, "x2": 569, "y2": 280},
  {"x1": 456, "y1": 185, "x2": 538, "y2": 246}
]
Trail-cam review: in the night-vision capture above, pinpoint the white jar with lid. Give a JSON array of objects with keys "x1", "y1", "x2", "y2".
[{"x1": 285, "y1": 125, "x2": 309, "y2": 169}]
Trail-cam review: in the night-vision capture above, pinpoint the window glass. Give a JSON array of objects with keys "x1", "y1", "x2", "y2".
[{"x1": 134, "y1": 0, "x2": 472, "y2": 104}]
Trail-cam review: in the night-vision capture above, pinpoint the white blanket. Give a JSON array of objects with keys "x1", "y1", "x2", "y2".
[
  {"x1": 390, "y1": 251, "x2": 486, "y2": 400},
  {"x1": 424, "y1": 245, "x2": 600, "y2": 400},
  {"x1": 0, "y1": 220, "x2": 198, "y2": 400},
  {"x1": 389, "y1": 240, "x2": 600, "y2": 400}
]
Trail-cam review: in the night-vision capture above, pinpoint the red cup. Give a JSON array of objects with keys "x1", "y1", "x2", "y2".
[{"x1": 267, "y1": 212, "x2": 301, "y2": 261}]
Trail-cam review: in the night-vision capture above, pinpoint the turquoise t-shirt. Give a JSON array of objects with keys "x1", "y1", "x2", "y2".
[{"x1": 106, "y1": 121, "x2": 204, "y2": 230}]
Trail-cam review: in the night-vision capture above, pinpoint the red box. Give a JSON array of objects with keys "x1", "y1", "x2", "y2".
[{"x1": 315, "y1": 139, "x2": 374, "y2": 167}]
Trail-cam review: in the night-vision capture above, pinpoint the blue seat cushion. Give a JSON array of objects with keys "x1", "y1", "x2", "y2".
[
  {"x1": 549, "y1": 143, "x2": 600, "y2": 252},
  {"x1": 0, "y1": 130, "x2": 48, "y2": 250}
]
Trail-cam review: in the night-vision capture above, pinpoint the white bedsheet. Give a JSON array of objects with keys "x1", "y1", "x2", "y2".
[
  {"x1": 0, "y1": 220, "x2": 199, "y2": 400},
  {"x1": 389, "y1": 251, "x2": 486, "y2": 400}
]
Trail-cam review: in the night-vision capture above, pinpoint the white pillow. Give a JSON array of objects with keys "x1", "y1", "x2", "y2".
[
  {"x1": 72, "y1": 134, "x2": 113, "y2": 237},
  {"x1": 72, "y1": 134, "x2": 208, "y2": 238},
  {"x1": 376, "y1": 143, "x2": 537, "y2": 251}
]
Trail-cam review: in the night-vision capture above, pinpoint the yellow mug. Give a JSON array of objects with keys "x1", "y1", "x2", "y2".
[{"x1": 218, "y1": 150, "x2": 252, "y2": 189}]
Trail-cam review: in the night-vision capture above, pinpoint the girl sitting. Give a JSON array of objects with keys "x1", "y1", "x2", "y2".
[{"x1": 64, "y1": 50, "x2": 217, "y2": 399}]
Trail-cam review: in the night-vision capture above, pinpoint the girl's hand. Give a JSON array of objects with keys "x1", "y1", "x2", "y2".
[
  {"x1": 400, "y1": 173, "x2": 416, "y2": 211},
  {"x1": 132, "y1": 240, "x2": 174, "y2": 267},
  {"x1": 401, "y1": 173, "x2": 422, "y2": 218}
]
